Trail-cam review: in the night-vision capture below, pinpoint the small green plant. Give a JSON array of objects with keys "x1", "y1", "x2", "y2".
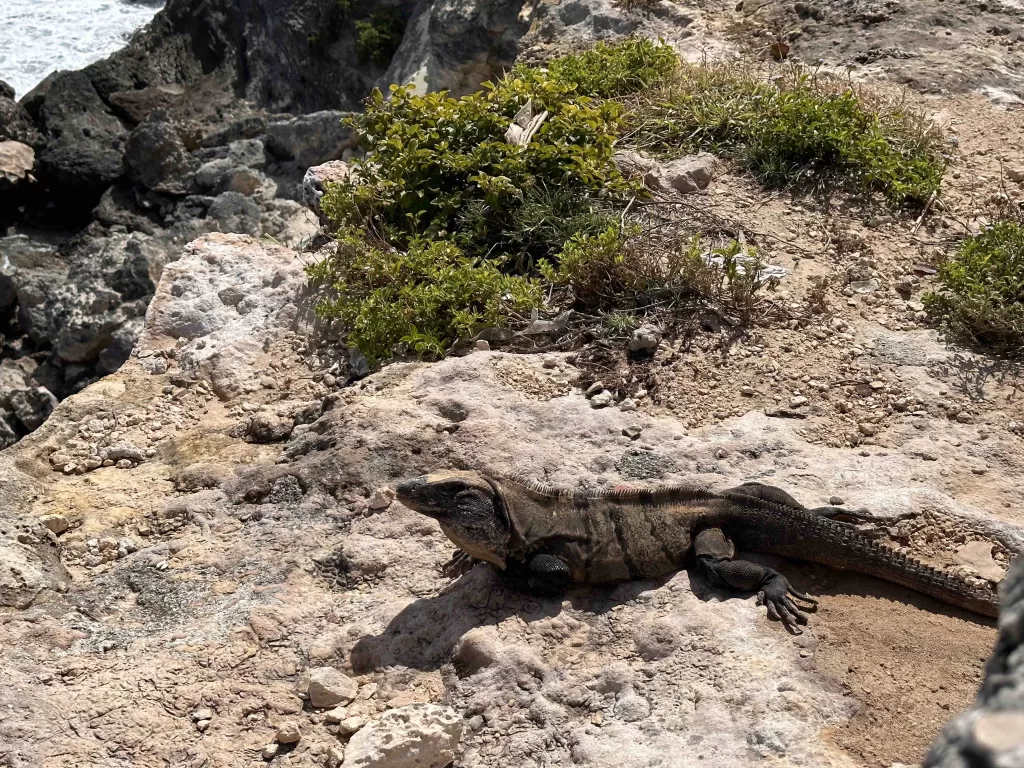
[
  {"x1": 355, "y1": 11, "x2": 404, "y2": 66},
  {"x1": 628, "y1": 64, "x2": 945, "y2": 205},
  {"x1": 307, "y1": 229, "x2": 542, "y2": 365},
  {"x1": 924, "y1": 220, "x2": 1024, "y2": 355}
]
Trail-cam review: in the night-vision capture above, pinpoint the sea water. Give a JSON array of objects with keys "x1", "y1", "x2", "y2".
[{"x1": 0, "y1": 0, "x2": 164, "y2": 99}]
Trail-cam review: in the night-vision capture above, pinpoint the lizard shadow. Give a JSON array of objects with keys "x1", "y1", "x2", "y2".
[{"x1": 349, "y1": 564, "x2": 666, "y2": 674}]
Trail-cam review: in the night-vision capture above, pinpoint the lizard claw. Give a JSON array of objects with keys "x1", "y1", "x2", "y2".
[
  {"x1": 757, "y1": 574, "x2": 818, "y2": 635},
  {"x1": 439, "y1": 550, "x2": 476, "y2": 580}
]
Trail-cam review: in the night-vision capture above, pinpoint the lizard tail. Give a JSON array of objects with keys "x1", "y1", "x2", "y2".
[{"x1": 730, "y1": 498, "x2": 1003, "y2": 618}]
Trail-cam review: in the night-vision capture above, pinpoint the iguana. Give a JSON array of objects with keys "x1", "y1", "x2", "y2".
[{"x1": 395, "y1": 471, "x2": 1001, "y2": 632}]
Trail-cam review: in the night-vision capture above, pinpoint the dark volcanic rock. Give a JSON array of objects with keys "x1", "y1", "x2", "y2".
[
  {"x1": 0, "y1": 97, "x2": 43, "y2": 148},
  {"x1": 36, "y1": 72, "x2": 128, "y2": 202},
  {"x1": 926, "y1": 556, "x2": 1024, "y2": 766},
  {"x1": 0, "y1": 80, "x2": 14, "y2": 100},
  {"x1": 124, "y1": 120, "x2": 200, "y2": 194}
]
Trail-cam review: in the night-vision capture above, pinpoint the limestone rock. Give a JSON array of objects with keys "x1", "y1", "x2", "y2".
[
  {"x1": 302, "y1": 160, "x2": 351, "y2": 222},
  {"x1": 342, "y1": 704, "x2": 462, "y2": 768},
  {"x1": 628, "y1": 324, "x2": 662, "y2": 353},
  {"x1": 0, "y1": 141, "x2": 34, "y2": 188},
  {"x1": 307, "y1": 667, "x2": 358, "y2": 708},
  {"x1": 645, "y1": 153, "x2": 720, "y2": 194},
  {"x1": 275, "y1": 720, "x2": 301, "y2": 744}
]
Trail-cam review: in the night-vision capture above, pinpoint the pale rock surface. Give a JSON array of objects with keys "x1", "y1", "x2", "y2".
[
  {"x1": 343, "y1": 704, "x2": 462, "y2": 768},
  {"x1": 307, "y1": 666, "x2": 358, "y2": 708},
  {"x1": 0, "y1": 235, "x2": 1017, "y2": 766}
]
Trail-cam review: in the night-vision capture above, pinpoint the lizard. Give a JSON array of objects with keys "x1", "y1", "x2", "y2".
[{"x1": 394, "y1": 470, "x2": 1002, "y2": 633}]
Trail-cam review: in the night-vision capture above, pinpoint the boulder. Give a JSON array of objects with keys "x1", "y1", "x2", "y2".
[
  {"x1": 36, "y1": 72, "x2": 128, "y2": 199},
  {"x1": 108, "y1": 84, "x2": 186, "y2": 124},
  {"x1": 266, "y1": 111, "x2": 356, "y2": 169},
  {"x1": 124, "y1": 120, "x2": 199, "y2": 194},
  {"x1": 302, "y1": 160, "x2": 351, "y2": 223},
  {"x1": 0, "y1": 97, "x2": 43, "y2": 147},
  {"x1": 342, "y1": 704, "x2": 462, "y2": 768},
  {"x1": 0, "y1": 80, "x2": 13, "y2": 100}
]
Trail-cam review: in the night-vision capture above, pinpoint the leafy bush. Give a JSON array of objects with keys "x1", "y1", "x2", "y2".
[
  {"x1": 924, "y1": 220, "x2": 1024, "y2": 355},
  {"x1": 307, "y1": 229, "x2": 542, "y2": 364},
  {"x1": 355, "y1": 11, "x2": 404, "y2": 66},
  {"x1": 628, "y1": 64, "x2": 945, "y2": 205}
]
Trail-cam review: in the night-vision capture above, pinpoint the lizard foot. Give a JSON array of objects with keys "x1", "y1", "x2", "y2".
[
  {"x1": 756, "y1": 574, "x2": 818, "y2": 635},
  {"x1": 439, "y1": 550, "x2": 477, "y2": 580}
]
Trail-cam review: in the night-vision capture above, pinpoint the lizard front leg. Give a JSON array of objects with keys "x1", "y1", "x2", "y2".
[
  {"x1": 526, "y1": 553, "x2": 571, "y2": 595},
  {"x1": 440, "y1": 549, "x2": 478, "y2": 579},
  {"x1": 694, "y1": 527, "x2": 818, "y2": 635}
]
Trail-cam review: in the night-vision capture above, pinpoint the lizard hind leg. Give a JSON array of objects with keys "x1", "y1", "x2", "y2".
[{"x1": 694, "y1": 527, "x2": 818, "y2": 635}]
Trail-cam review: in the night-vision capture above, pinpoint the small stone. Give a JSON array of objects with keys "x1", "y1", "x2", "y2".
[
  {"x1": 869, "y1": 380, "x2": 885, "y2": 390},
  {"x1": 84, "y1": 458, "x2": 103, "y2": 471},
  {"x1": 39, "y1": 514, "x2": 70, "y2": 535},
  {"x1": 192, "y1": 708, "x2": 214, "y2": 722},
  {"x1": 590, "y1": 391, "x2": 614, "y2": 408},
  {"x1": 63, "y1": 463, "x2": 77, "y2": 475},
  {"x1": 368, "y1": 488, "x2": 395, "y2": 511},
  {"x1": 858, "y1": 423, "x2": 879, "y2": 436},
  {"x1": 954, "y1": 541, "x2": 1005, "y2": 582},
  {"x1": 740, "y1": 386, "x2": 756, "y2": 397},
  {"x1": 628, "y1": 324, "x2": 662, "y2": 353},
  {"x1": 261, "y1": 377, "x2": 277, "y2": 389},
  {"x1": 585, "y1": 382, "x2": 605, "y2": 398},
  {"x1": 542, "y1": 358, "x2": 558, "y2": 368},
  {"x1": 324, "y1": 707, "x2": 348, "y2": 724},
  {"x1": 262, "y1": 743, "x2": 279, "y2": 760},
  {"x1": 474, "y1": 340, "x2": 490, "y2": 351},
  {"x1": 623, "y1": 426, "x2": 642, "y2": 441},
  {"x1": 789, "y1": 396, "x2": 808, "y2": 408},
  {"x1": 196, "y1": 719, "x2": 211, "y2": 732},
  {"x1": 306, "y1": 666, "x2": 358, "y2": 708},
  {"x1": 614, "y1": 692, "x2": 651, "y2": 722},
  {"x1": 325, "y1": 745, "x2": 346, "y2": 768},
  {"x1": 1006, "y1": 167, "x2": 1024, "y2": 183},
  {"x1": 619, "y1": 398, "x2": 637, "y2": 412},
  {"x1": 337, "y1": 716, "x2": 366, "y2": 736},
  {"x1": 275, "y1": 720, "x2": 301, "y2": 744},
  {"x1": 343, "y1": 704, "x2": 461, "y2": 768},
  {"x1": 323, "y1": 373, "x2": 337, "y2": 388},
  {"x1": 116, "y1": 459, "x2": 133, "y2": 469},
  {"x1": 955, "y1": 412, "x2": 974, "y2": 424},
  {"x1": 828, "y1": 496, "x2": 845, "y2": 505}
]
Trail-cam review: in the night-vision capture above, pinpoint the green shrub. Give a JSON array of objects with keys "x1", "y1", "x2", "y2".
[
  {"x1": 629, "y1": 64, "x2": 945, "y2": 205},
  {"x1": 355, "y1": 11, "x2": 404, "y2": 66},
  {"x1": 924, "y1": 220, "x2": 1024, "y2": 355},
  {"x1": 307, "y1": 229, "x2": 542, "y2": 365}
]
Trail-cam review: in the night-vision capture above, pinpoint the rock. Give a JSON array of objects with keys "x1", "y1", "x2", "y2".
[
  {"x1": 829, "y1": 496, "x2": 845, "y2": 505},
  {"x1": 0, "y1": 141, "x2": 35, "y2": 189},
  {"x1": 590, "y1": 391, "x2": 614, "y2": 408},
  {"x1": 0, "y1": 96, "x2": 43, "y2": 147},
  {"x1": 612, "y1": 149, "x2": 659, "y2": 178},
  {"x1": 342, "y1": 704, "x2": 462, "y2": 768},
  {"x1": 9, "y1": 386, "x2": 57, "y2": 431},
  {"x1": 858, "y1": 423, "x2": 880, "y2": 436},
  {"x1": 645, "y1": 153, "x2": 720, "y2": 194},
  {"x1": 36, "y1": 71, "x2": 127, "y2": 202},
  {"x1": 244, "y1": 413, "x2": 293, "y2": 443},
  {"x1": 953, "y1": 541, "x2": 1005, "y2": 582},
  {"x1": 0, "y1": 532, "x2": 68, "y2": 608},
  {"x1": 102, "y1": 441, "x2": 146, "y2": 463},
  {"x1": 38, "y1": 514, "x2": 70, "y2": 535},
  {"x1": 1006, "y1": 167, "x2": 1024, "y2": 183},
  {"x1": 107, "y1": 84, "x2": 186, "y2": 123},
  {"x1": 585, "y1": 382, "x2": 605, "y2": 398},
  {"x1": 338, "y1": 717, "x2": 366, "y2": 737},
  {"x1": 0, "y1": 81, "x2": 13, "y2": 100},
  {"x1": 628, "y1": 324, "x2": 662, "y2": 353},
  {"x1": 208, "y1": 191, "x2": 263, "y2": 236},
  {"x1": 302, "y1": 160, "x2": 352, "y2": 222},
  {"x1": 619, "y1": 398, "x2": 637, "y2": 412},
  {"x1": 262, "y1": 743, "x2": 279, "y2": 760},
  {"x1": 622, "y1": 426, "x2": 642, "y2": 440},
  {"x1": 789, "y1": 396, "x2": 808, "y2": 408},
  {"x1": 266, "y1": 112, "x2": 356, "y2": 168},
  {"x1": 124, "y1": 121, "x2": 199, "y2": 194},
  {"x1": 368, "y1": 488, "x2": 395, "y2": 510},
  {"x1": 275, "y1": 721, "x2": 301, "y2": 744},
  {"x1": 613, "y1": 691, "x2": 651, "y2": 722},
  {"x1": 306, "y1": 667, "x2": 358, "y2": 708}
]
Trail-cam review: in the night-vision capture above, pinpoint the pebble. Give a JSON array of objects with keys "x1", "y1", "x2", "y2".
[
  {"x1": 622, "y1": 426, "x2": 642, "y2": 441},
  {"x1": 829, "y1": 496, "x2": 845, "y2": 505},
  {"x1": 262, "y1": 743, "x2": 279, "y2": 760},
  {"x1": 196, "y1": 719, "x2": 210, "y2": 732},
  {"x1": 858, "y1": 423, "x2": 879, "y2": 436},
  {"x1": 116, "y1": 459, "x2": 133, "y2": 470},
  {"x1": 102, "y1": 459, "x2": 115, "y2": 467},
  {"x1": 590, "y1": 391, "x2": 614, "y2": 409},
  {"x1": 192, "y1": 708, "x2": 214, "y2": 722},
  {"x1": 474, "y1": 339, "x2": 491, "y2": 351},
  {"x1": 306, "y1": 666, "x2": 358, "y2": 708},
  {"x1": 619, "y1": 398, "x2": 637, "y2": 412},
  {"x1": 789, "y1": 396, "x2": 808, "y2": 408},
  {"x1": 337, "y1": 716, "x2": 366, "y2": 736},
  {"x1": 368, "y1": 488, "x2": 395, "y2": 511},
  {"x1": 275, "y1": 721, "x2": 301, "y2": 744},
  {"x1": 740, "y1": 386, "x2": 756, "y2": 397},
  {"x1": 585, "y1": 382, "x2": 605, "y2": 398}
]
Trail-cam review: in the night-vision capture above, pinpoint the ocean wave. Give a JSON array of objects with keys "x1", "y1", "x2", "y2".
[{"x1": 0, "y1": 0, "x2": 163, "y2": 99}]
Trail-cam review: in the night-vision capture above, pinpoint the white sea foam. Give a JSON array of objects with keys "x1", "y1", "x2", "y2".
[{"x1": 0, "y1": 1, "x2": 163, "y2": 99}]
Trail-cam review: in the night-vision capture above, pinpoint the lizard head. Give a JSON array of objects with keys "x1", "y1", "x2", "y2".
[{"x1": 395, "y1": 470, "x2": 511, "y2": 568}]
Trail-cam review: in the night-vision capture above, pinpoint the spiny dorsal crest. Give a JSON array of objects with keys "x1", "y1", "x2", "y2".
[{"x1": 500, "y1": 473, "x2": 717, "y2": 505}]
